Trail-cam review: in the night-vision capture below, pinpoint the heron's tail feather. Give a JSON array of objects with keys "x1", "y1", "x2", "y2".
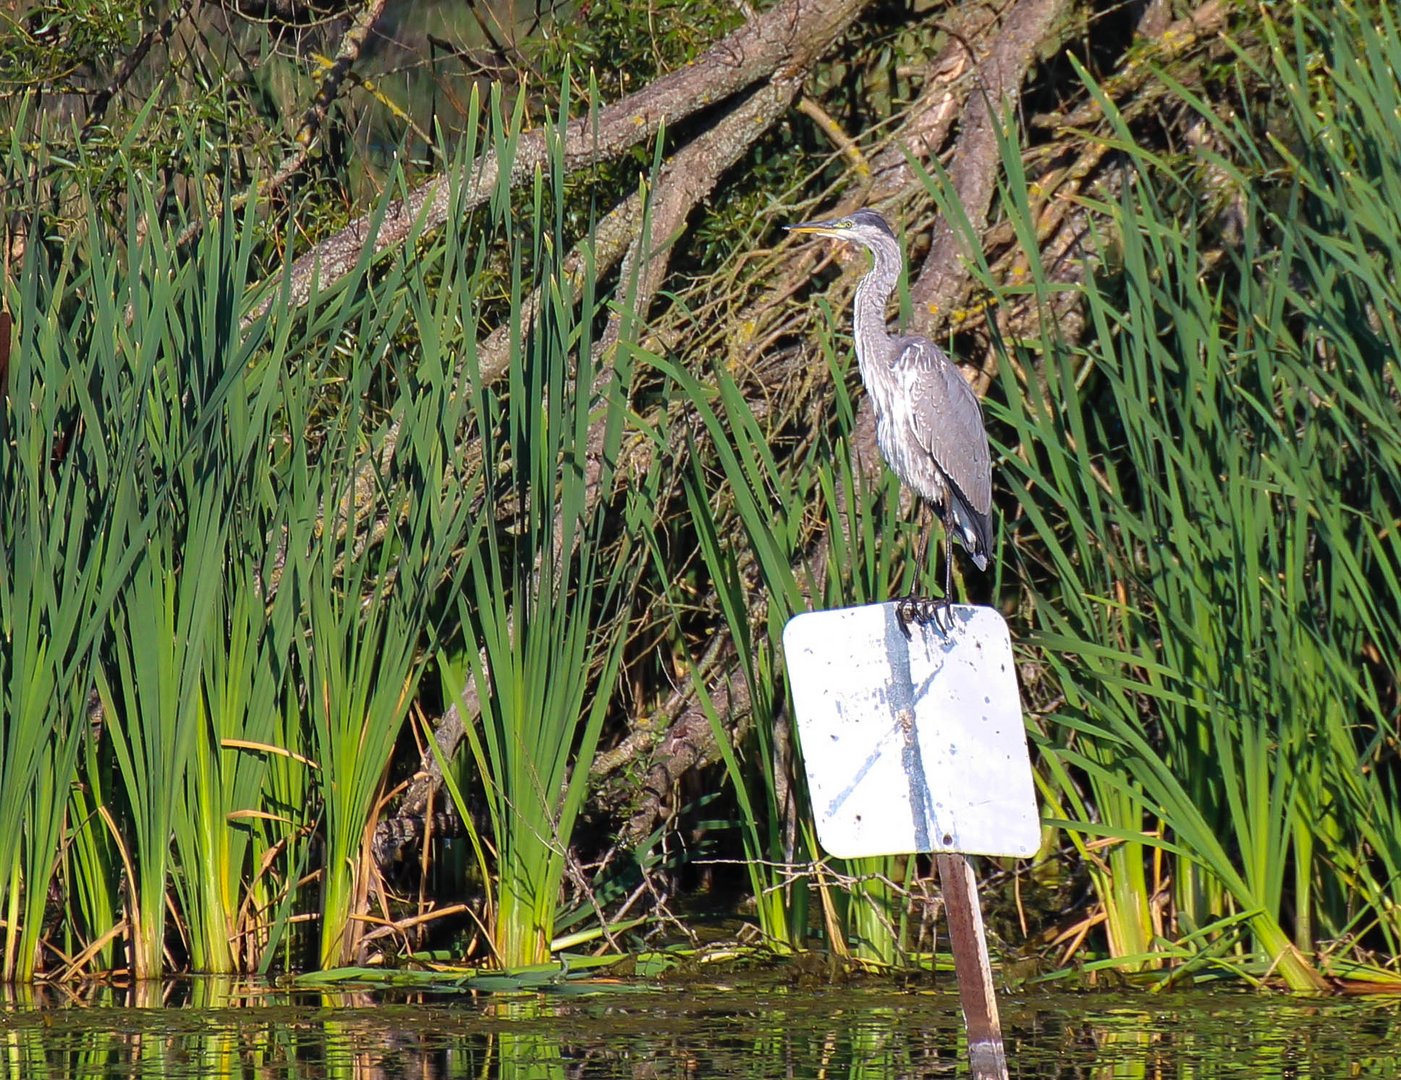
[{"x1": 947, "y1": 484, "x2": 993, "y2": 571}]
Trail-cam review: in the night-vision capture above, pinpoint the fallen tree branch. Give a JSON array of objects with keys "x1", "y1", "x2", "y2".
[{"x1": 249, "y1": 0, "x2": 872, "y2": 323}]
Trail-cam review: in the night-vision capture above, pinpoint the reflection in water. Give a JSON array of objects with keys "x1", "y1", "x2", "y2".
[{"x1": 0, "y1": 980, "x2": 1396, "y2": 1078}]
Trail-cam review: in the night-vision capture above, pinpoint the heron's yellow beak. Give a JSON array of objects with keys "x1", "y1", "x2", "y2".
[{"x1": 784, "y1": 217, "x2": 849, "y2": 237}]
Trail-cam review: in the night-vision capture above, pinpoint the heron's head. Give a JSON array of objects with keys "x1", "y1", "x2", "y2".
[{"x1": 784, "y1": 208, "x2": 897, "y2": 252}]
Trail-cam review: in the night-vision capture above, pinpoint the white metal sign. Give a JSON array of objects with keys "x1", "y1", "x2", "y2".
[{"x1": 783, "y1": 603, "x2": 1039, "y2": 860}]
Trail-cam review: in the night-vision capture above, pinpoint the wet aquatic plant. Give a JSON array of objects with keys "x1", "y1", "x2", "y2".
[
  {"x1": 441, "y1": 84, "x2": 638, "y2": 969},
  {"x1": 290, "y1": 168, "x2": 483, "y2": 969},
  {"x1": 0, "y1": 177, "x2": 146, "y2": 980},
  {"x1": 90, "y1": 187, "x2": 283, "y2": 980}
]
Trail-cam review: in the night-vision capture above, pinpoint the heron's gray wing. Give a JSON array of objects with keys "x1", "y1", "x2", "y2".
[{"x1": 892, "y1": 336, "x2": 992, "y2": 514}]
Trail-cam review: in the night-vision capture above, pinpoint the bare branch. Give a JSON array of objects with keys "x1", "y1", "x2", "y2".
[{"x1": 178, "y1": 0, "x2": 390, "y2": 250}]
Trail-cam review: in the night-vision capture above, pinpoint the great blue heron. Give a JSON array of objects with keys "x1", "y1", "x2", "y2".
[{"x1": 786, "y1": 209, "x2": 993, "y2": 634}]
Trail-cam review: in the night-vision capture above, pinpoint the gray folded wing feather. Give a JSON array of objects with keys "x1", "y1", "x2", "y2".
[{"x1": 892, "y1": 336, "x2": 992, "y2": 514}]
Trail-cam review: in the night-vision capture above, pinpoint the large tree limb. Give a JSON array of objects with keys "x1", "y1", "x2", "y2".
[{"x1": 909, "y1": 0, "x2": 1071, "y2": 329}]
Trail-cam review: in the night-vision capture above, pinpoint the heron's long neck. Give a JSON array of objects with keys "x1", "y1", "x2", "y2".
[{"x1": 852, "y1": 241, "x2": 902, "y2": 374}]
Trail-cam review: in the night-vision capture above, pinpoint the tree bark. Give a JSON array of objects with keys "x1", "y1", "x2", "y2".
[{"x1": 909, "y1": 0, "x2": 1071, "y2": 330}]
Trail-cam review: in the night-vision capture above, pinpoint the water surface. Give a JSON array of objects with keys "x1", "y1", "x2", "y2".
[{"x1": 1, "y1": 978, "x2": 1397, "y2": 1078}]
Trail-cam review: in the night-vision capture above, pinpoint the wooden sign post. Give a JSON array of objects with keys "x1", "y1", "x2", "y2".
[{"x1": 784, "y1": 603, "x2": 1039, "y2": 1080}]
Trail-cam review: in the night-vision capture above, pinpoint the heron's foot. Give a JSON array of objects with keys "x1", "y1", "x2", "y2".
[{"x1": 895, "y1": 594, "x2": 953, "y2": 638}]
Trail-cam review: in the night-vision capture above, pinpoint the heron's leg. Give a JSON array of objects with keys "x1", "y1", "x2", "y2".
[
  {"x1": 938, "y1": 513, "x2": 956, "y2": 631},
  {"x1": 920, "y1": 512, "x2": 937, "y2": 584},
  {"x1": 921, "y1": 506, "x2": 956, "y2": 634},
  {"x1": 895, "y1": 505, "x2": 934, "y2": 638},
  {"x1": 897, "y1": 503, "x2": 954, "y2": 637}
]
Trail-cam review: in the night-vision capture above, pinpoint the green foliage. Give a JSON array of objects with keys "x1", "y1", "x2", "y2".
[
  {"x1": 0, "y1": 85, "x2": 556, "y2": 979},
  {"x1": 0, "y1": 0, "x2": 147, "y2": 88},
  {"x1": 545, "y1": 0, "x2": 740, "y2": 104}
]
